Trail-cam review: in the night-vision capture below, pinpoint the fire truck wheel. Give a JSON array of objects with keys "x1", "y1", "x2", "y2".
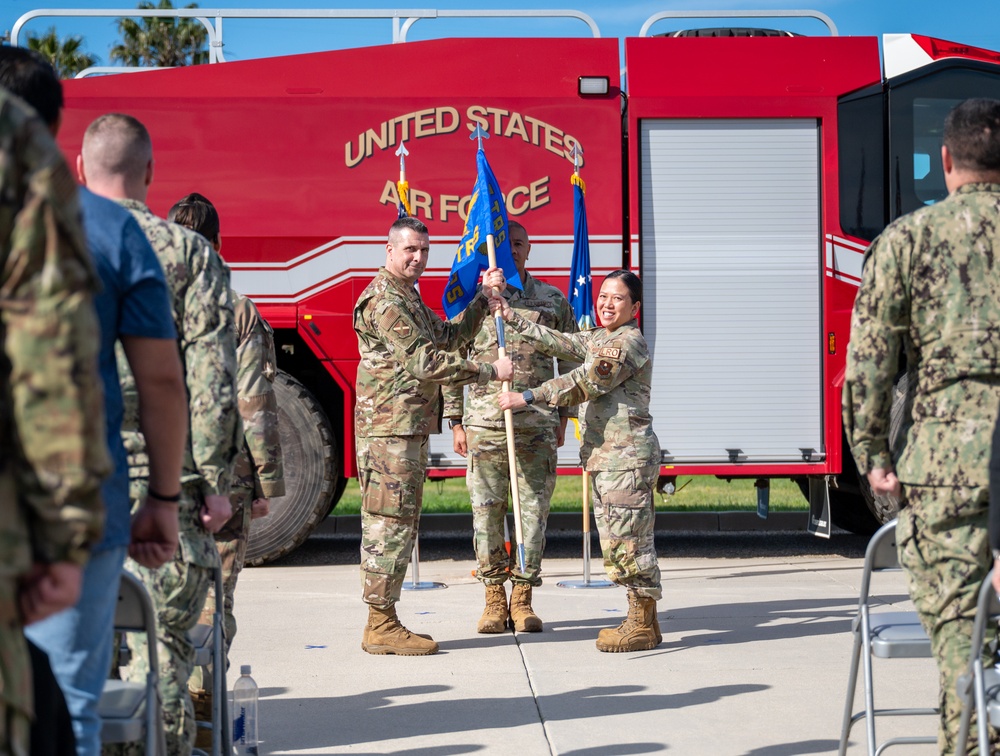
[{"x1": 245, "y1": 371, "x2": 338, "y2": 566}]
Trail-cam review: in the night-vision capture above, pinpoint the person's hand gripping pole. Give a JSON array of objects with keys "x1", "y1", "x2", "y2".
[{"x1": 486, "y1": 235, "x2": 527, "y2": 574}]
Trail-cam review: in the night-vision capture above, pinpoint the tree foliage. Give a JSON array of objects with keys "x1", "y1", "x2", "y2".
[
  {"x1": 110, "y1": 0, "x2": 209, "y2": 67},
  {"x1": 26, "y1": 27, "x2": 98, "y2": 79}
]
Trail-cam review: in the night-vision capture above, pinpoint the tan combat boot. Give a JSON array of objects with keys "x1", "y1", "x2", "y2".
[
  {"x1": 509, "y1": 583, "x2": 543, "y2": 632},
  {"x1": 477, "y1": 584, "x2": 509, "y2": 633},
  {"x1": 363, "y1": 624, "x2": 433, "y2": 645},
  {"x1": 362, "y1": 604, "x2": 439, "y2": 655},
  {"x1": 596, "y1": 592, "x2": 660, "y2": 653}
]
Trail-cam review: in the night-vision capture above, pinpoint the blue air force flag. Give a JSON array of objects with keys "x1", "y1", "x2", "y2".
[
  {"x1": 569, "y1": 174, "x2": 595, "y2": 329},
  {"x1": 442, "y1": 148, "x2": 522, "y2": 319}
]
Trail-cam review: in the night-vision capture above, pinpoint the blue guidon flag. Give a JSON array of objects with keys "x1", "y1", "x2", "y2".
[
  {"x1": 442, "y1": 146, "x2": 522, "y2": 319},
  {"x1": 568, "y1": 172, "x2": 595, "y2": 329}
]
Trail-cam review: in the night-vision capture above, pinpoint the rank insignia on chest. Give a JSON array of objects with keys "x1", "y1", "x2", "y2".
[{"x1": 595, "y1": 359, "x2": 614, "y2": 379}]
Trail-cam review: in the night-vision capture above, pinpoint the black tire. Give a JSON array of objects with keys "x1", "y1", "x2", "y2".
[{"x1": 245, "y1": 371, "x2": 338, "y2": 566}]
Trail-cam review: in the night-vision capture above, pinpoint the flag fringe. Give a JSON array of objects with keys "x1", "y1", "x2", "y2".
[
  {"x1": 571, "y1": 173, "x2": 586, "y2": 193},
  {"x1": 397, "y1": 179, "x2": 412, "y2": 217}
]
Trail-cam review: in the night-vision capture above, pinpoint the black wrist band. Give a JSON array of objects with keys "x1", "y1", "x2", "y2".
[{"x1": 147, "y1": 487, "x2": 181, "y2": 502}]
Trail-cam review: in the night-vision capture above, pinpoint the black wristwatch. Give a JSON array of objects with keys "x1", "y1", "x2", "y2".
[
  {"x1": 522, "y1": 390, "x2": 535, "y2": 406},
  {"x1": 448, "y1": 418, "x2": 463, "y2": 429}
]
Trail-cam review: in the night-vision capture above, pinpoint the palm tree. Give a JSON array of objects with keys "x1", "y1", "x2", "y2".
[
  {"x1": 26, "y1": 27, "x2": 98, "y2": 79},
  {"x1": 110, "y1": 0, "x2": 209, "y2": 68}
]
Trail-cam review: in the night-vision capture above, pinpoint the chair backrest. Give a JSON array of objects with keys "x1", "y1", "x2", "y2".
[
  {"x1": 115, "y1": 572, "x2": 159, "y2": 670},
  {"x1": 857, "y1": 519, "x2": 901, "y2": 602},
  {"x1": 971, "y1": 569, "x2": 1000, "y2": 647},
  {"x1": 866, "y1": 519, "x2": 900, "y2": 571}
]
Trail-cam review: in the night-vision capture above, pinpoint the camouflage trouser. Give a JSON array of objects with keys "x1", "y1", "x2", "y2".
[
  {"x1": 357, "y1": 435, "x2": 428, "y2": 608},
  {"x1": 466, "y1": 426, "x2": 556, "y2": 586},
  {"x1": 106, "y1": 559, "x2": 213, "y2": 756},
  {"x1": 592, "y1": 465, "x2": 662, "y2": 600},
  {"x1": 189, "y1": 484, "x2": 253, "y2": 694},
  {"x1": 0, "y1": 576, "x2": 29, "y2": 756},
  {"x1": 897, "y1": 485, "x2": 997, "y2": 756}
]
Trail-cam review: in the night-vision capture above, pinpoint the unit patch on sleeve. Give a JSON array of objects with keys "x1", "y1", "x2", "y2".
[
  {"x1": 378, "y1": 306, "x2": 417, "y2": 348},
  {"x1": 588, "y1": 343, "x2": 623, "y2": 386}
]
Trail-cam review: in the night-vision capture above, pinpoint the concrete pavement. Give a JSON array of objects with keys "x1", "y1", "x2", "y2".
[{"x1": 227, "y1": 542, "x2": 939, "y2": 755}]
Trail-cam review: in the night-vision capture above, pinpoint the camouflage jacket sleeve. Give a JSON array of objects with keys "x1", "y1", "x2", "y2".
[
  {"x1": 438, "y1": 290, "x2": 501, "y2": 418},
  {"x1": 440, "y1": 340, "x2": 470, "y2": 420},
  {"x1": 233, "y1": 293, "x2": 284, "y2": 498},
  {"x1": 371, "y1": 292, "x2": 494, "y2": 386},
  {"x1": 427, "y1": 289, "x2": 491, "y2": 353},
  {"x1": 183, "y1": 243, "x2": 240, "y2": 498},
  {"x1": 843, "y1": 233, "x2": 909, "y2": 475},
  {"x1": 553, "y1": 293, "x2": 582, "y2": 419},
  {"x1": 507, "y1": 311, "x2": 590, "y2": 364},
  {"x1": 0, "y1": 103, "x2": 109, "y2": 563},
  {"x1": 534, "y1": 334, "x2": 644, "y2": 408}
]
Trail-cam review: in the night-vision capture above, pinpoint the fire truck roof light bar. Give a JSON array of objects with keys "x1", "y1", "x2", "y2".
[
  {"x1": 638, "y1": 9, "x2": 838, "y2": 38},
  {"x1": 11, "y1": 8, "x2": 601, "y2": 62}
]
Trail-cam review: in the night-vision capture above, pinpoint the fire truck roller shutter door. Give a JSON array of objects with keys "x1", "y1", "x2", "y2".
[{"x1": 246, "y1": 370, "x2": 339, "y2": 566}]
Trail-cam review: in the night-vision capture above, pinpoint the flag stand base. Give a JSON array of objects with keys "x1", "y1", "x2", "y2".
[
  {"x1": 402, "y1": 535, "x2": 446, "y2": 591},
  {"x1": 557, "y1": 537, "x2": 613, "y2": 589},
  {"x1": 557, "y1": 578, "x2": 614, "y2": 589}
]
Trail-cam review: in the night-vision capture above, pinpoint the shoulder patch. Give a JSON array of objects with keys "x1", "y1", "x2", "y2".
[
  {"x1": 392, "y1": 320, "x2": 412, "y2": 339},
  {"x1": 598, "y1": 347, "x2": 622, "y2": 360},
  {"x1": 378, "y1": 306, "x2": 417, "y2": 347}
]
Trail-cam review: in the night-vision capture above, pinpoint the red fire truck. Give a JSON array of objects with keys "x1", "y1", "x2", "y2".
[{"x1": 19, "y1": 8, "x2": 1000, "y2": 562}]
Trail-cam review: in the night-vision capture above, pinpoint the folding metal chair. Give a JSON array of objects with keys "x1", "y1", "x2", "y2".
[
  {"x1": 188, "y1": 562, "x2": 232, "y2": 756},
  {"x1": 955, "y1": 568, "x2": 1000, "y2": 756},
  {"x1": 99, "y1": 571, "x2": 167, "y2": 756},
  {"x1": 838, "y1": 518, "x2": 938, "y2": 755}
]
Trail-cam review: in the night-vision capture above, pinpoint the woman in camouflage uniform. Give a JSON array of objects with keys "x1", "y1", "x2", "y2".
[{"x1": 497, "y1": 270, "x2": 662, "y2": 652}]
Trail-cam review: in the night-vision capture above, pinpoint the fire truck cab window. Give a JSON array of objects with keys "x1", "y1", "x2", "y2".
[
  {"x1": 837, "y1": 90, "x2": 884, "y2": 242},
  {"x1": 888, "y1": 66, "x2": 1000, "y2": 221}
]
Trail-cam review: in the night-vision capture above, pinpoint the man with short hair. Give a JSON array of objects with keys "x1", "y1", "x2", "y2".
[
  {"x1": 167, "y1": 192, "x2": 284, "y2": 748},
  {"x1": 0, "y1": 47, "x2": 188, "y2": 756},
  {"x1": 79, "y1": 113, "x2": 241, "y2": 756},
  {"x1": 844, "y1": 97, "x2": 1000, "y2": 755},
  {"x1": 445, "y1": 220, "x2": 578, "y2": 633},
  {"x1": 354, "y1": 216, "x2": 511, "y2": 655}
]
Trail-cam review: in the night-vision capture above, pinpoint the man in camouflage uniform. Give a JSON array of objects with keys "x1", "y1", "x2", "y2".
[
  {"x1": 354, "y1": 216, "x2": 512, "y2": 655},
  {"x1": 445, "y1": 221, "x2": 578, "y2": 633},
  {"x1": 167, "y1": 193, "x2": 283, "y2": 744},
  {"x1": 0, "y1": 87, "x2": 108, "y2": 754},
  {"x1": 844, "y1": 97, "x2": 1000, "y2": 755},
  {"x1": 78, "y1": 114, "x2": 240, "y2": 756},
  {"x1": 0, "y1": 48, "x2": 189, "y2": 756}
]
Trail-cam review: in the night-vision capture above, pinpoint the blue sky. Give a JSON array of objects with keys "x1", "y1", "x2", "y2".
[{"x1": 6, "y1": 0, "x2": 1000, "y2": 67}]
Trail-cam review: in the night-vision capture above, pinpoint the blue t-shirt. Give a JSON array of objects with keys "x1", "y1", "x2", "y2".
[{"x1": 80, "y1": 188, "x2": 176, "y2": 551}]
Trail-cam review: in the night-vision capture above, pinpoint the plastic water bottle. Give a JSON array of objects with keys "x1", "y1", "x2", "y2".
[{"x1": 232, "y1": 665, "x2": 259, "y2": 755}]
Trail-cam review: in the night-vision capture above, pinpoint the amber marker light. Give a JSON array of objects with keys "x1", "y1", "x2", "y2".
[
  {"x1": 828, "y1": 332, "x2": 836, "y2": 354},
  {"x1": 302, "y1": 313, "x2": 320, "y2": 334}
]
